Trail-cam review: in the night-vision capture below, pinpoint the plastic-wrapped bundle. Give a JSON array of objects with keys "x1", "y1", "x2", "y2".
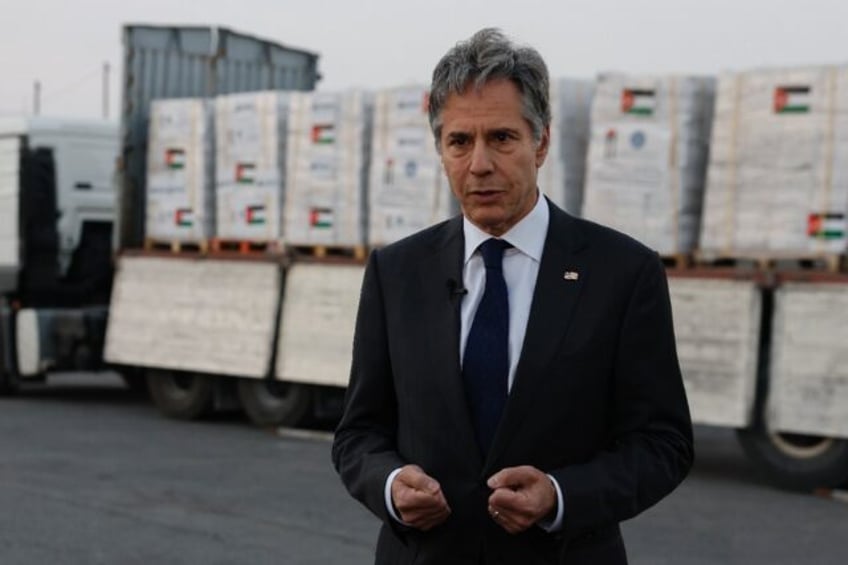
[
  {"x1": 368, "y1": 85, "x2": 454, "y2": 247},
  {"x1": 146, "y1": 98, "x2": 214, "y2": 242},
  {"x1": 583, "y1": 73, "x2": 715, "y2": 254},
  {"x1": 701, "y1": 66, "x2": 848, "y2": 256},
  {"x1": 540, "y1": 78, "x2": 594, "y2": 215},
  {"x1": 283, "y1": 90, "x2": 373, "y2": 247},
  {"x1": 214, "y1": 91, "x2": 290, "y2": 241}
]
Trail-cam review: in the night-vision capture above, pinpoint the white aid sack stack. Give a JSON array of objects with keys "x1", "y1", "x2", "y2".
[
  {"x1": 146, "y1": 98, "x2": 214, "y2": 242},
  {"x1": 583, "y1": 73, "x2": 715, "y2": 254},
  {"x1": 701, "y1": 66, "x2": 848, "y2": 256},
  {"x1": 283, "y1": 90, "x2": 372, "y2": 247},
  {"x1": 215, "y1": 91, "x2": 290, "y2": 241},
  {"x1": 368, "y1": 85, "x2": 454, "y2": 246}
]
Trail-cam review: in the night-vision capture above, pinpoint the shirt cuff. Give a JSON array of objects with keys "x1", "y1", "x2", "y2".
[
  {"x1": 384, "y1": 467, "x2": 408, "y2": 524},
  {"x1": 537, "y1": 474, "x2": 564, "y2": 532}
]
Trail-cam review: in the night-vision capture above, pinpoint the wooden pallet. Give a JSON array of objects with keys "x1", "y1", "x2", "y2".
[
  {"x1": 210, "y1": 238, "x2": 282, "y2": 254},
  {"x1": 289, "y1": 244, "x2": 367, "y2": 260},
  {"x1": 144, "y1": 238, "x2": 208, "y2": 254},
  {"x1": 694, "y1": 252, "x2": 845, "y2": 273}
]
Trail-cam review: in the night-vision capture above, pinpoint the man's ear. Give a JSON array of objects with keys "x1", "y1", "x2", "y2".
[{"x1": 535, "y1": 125, "x2": 551, "y2": 168}]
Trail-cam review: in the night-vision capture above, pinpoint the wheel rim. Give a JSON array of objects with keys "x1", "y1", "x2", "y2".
[{"x1": 769, "y1": 432, "x2": 835, "y2": 459}]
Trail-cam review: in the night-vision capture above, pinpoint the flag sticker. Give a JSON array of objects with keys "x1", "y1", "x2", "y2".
[
  {"x1": 774, "y1": 86, "x2": 811, "y2": 114},
  {"x1": 808, "y1": 212, "x2": 845, "y2": 239},
  {"x1": 174, "y1": 208, "x2": 193, "y2": 227},
  {"x1": 235, "y1": 163, "x2": 256, "y2": 184},
  {"x1": 165, "y1": 148, "x2": 186, "y2": 170},
  {"x1": 246, "y1": 205, "x2": 266, "y2": 225},
  {"x1": 310, "y1": 207, "x2": 334, "y2": 228},
  {"x1": 621, "y1": 89, "x2": 655, "y2": 116},
  {"x1": 311, "y1": 124, "x2": 336, "y2": 145}
]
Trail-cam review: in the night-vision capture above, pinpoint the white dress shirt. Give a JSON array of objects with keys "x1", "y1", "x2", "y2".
[
  {"x1": 385, "y1": 192, "x2": 564, "y2": 532},
  {"x1": 460, "y1": 191, "x2": 548, "y2": 390}
]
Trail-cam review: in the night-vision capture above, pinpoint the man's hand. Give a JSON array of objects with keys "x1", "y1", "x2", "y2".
[
  {"x1": 487, "y1": 466, "x2": 557, "y2": 534},
  {"x1": 391, "y1": 464, "x2": 451, "y2": 531}
]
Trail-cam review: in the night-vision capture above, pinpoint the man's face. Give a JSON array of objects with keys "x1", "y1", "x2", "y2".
[{"x1": 438, "y1": 78, "x2": 549, "y2": 236}]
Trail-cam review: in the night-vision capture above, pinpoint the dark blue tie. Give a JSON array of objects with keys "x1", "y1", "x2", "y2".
[{"x1": 462, "y1": 238, "x2": 511, "y2": 456}]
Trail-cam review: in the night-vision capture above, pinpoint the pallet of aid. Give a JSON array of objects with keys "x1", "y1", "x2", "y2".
[
  {"x1": 284, "y1": 90, "x2": 373, "y2": 260},
  {"x1": 144, "y1": 98, "x2": 215, "y2": 253}
]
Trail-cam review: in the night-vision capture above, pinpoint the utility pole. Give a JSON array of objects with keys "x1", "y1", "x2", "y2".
[
  {"x1": 102, "y1": 61, "x2": 110, "y2": 119},
  {"x1": 33, "y1": 80, "x2": 41, "y2": 116}
]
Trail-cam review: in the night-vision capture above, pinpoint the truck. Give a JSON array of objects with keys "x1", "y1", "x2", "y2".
[
  {"x1": 664, "y1": 266, "x2": 848, "y2": 490},
  {"x1": 0, "y1": 116, "x2": 117, "y2": 393},
  {"x1": 2, "y1": 24, "x2": 846, "y2": 493},
  {"x1": 0, "y1": 25, "x2": 327, "y2": 416},
  {"x1": 102, "y1": 24, "x2": 344, "y2": 427}
]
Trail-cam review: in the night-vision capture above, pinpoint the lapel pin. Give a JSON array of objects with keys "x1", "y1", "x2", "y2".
[{"x1": 563, "y1": 270, "x2": 579, "y2": 281}]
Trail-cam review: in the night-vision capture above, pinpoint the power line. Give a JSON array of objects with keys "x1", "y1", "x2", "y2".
[{"x1": 40, "y1": 63, "x2": 113, "y2": 105}]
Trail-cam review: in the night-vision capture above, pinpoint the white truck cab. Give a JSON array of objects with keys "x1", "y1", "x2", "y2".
[{"x1": 0, "y1": 117, "x2": 118, "y2": 391}]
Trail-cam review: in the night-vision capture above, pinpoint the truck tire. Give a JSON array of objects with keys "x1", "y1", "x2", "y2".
[
  {"x1": 147, "y1": 369, "x2": 214, "y2": 420},
  {"x1": 237, "y1": 378, "x2": 312, "y2": 427},
  {"x1": 737, "y1": 426, "x2": 848, "y2": 490}
]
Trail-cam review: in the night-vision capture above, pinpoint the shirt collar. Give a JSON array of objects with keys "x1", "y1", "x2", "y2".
[{"x1": 463, "y1": 191, "x2": 549, "y2": 265}]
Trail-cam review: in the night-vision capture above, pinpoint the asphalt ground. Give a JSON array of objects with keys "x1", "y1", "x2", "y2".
[{"x1": 1, "y1": 372, "x2": 846, "y2": 564}]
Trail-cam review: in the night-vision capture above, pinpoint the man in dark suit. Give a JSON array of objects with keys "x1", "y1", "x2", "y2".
[{"x1": 332, "y1": 28, "x2": 693, "y2": 564}]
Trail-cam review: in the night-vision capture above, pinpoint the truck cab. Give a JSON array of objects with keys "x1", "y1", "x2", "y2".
[{"x1": 0, "y1": 117, "x2": 118, "y2": 392}]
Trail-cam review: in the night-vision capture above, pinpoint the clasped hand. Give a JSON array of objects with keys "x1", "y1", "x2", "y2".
[{"x1": 391, "y1": 464, "x2": 556, "y2": 534}]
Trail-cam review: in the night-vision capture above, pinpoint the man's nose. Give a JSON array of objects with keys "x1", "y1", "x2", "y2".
[{"x1": 469, "y1": 141, "x2": 494, "y2": 176}]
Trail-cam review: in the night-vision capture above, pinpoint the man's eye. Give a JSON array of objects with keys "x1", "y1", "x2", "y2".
[
  {"x1": 449, "y1": 136, "x2": 468, "y2": 146},
  {"x1": 493, "y1": 131, "x2": 511, "y2": 142}
]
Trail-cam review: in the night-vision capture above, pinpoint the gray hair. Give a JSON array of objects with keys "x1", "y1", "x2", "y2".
[{"x1": 428, "y1": 28, "x2": 551, "y2": 150}]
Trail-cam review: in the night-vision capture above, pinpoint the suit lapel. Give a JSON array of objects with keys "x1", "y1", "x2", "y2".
[
  {"x1": 415, "y1": 217, "x2": 484, "y2": 469},
  {"x1": 486, "y1": 203, "x2": 589, "y2": 466}
]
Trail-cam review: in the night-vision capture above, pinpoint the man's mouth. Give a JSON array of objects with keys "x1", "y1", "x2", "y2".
[{"x1": 469, "y1": 189, "x2": 503, "y2": 196}]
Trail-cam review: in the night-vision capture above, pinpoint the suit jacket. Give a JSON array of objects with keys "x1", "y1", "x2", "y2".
[{"x1": 332, "y1": 199, "x2": 693, "y2": 565}]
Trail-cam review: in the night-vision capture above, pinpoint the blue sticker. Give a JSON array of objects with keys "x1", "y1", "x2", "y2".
[
  {"x1": 630, "y1": 131, "x2": 646, "y2": 149},
  {"x1": 405, "y1": 160, "x2": 418, "y2": 178}
]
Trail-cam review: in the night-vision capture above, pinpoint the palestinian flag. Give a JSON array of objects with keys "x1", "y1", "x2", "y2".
[
  {"x1": 310, "y1": 207, "x2": 334, "y2": 228},
  {"x1": 774, "y1": 86, "x2": 811, "y2": 114},
  {"x1": 165, "y1": 148, "x2": 186, "y2": 170},
  {"x1": 807, "y1": 212, "x2": 845, "y2": 239},
  {"x1": 246, "y1": 205, "x2": 266, "y2": 225},
  {"x1": 174, "y1": 208, "x2": 193, "y2": 227},
  {"x1": 235, "y1": 162, "x2": 256, "y2": 184},
  {"x1": 311, "y1": 124, "x2": 336, "y2": 145},
  {"x1": 621, "y1": 89, "x2": 655, "y2": 116}
]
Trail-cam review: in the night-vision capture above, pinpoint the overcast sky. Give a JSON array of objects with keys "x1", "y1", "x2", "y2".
[{"x1": 2, "y1": 0, "x2": 848, "y2": 119}]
